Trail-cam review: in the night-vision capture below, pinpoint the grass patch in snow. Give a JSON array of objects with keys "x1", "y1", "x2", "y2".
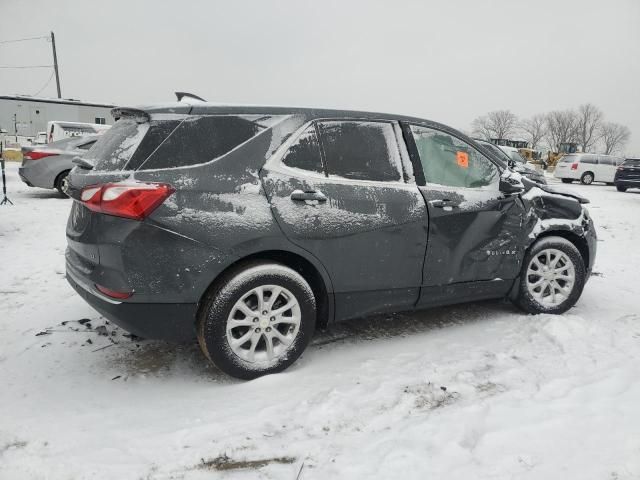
[{"x1": 196, "y1": 453, "x2": 296, "y2": 471}]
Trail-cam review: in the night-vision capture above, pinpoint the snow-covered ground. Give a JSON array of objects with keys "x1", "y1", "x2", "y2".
[{"x1": 1, "y1": 161, "x2": 639, "y2": 479}]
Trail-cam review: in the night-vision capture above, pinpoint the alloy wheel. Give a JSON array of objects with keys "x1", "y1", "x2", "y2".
[
  {"x1": 525, "y1": 248, "x2": 576, "y2": 307},
  {"x1": 226, "y1": 285, "x2": 301, "y2": 363}
]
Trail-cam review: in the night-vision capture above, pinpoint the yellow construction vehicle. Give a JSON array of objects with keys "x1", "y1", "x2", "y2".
[
  {"x1": 518, "y1": 147, "x2": 542, "y2": 163},
  {"x1": 547, "y1": 142, "x2": 578, "y2": 168}
]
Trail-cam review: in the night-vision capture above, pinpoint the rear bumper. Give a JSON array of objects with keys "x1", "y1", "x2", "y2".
[
  {"x1": 66, "y1": 261, "x2": 198, "y2": 342},
  {"x1": 553, "y1": 168, "x2": 578, "y2": 179},
  {"x1": 18, "y1": 167, "x2": 35, "y2": 187},
  {"x1": 614, "y1": 178, "x2": 640, "y2": 188}
]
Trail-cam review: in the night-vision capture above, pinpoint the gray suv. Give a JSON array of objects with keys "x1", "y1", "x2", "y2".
[{"x1": 65, "y1": 104, "x2": 597, "y2": 379}]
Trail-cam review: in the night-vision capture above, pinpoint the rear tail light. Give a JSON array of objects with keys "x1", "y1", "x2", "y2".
[
  {"x1": 570, "y1": 163, "x2": 578, "y2": 170},
  {"x1": 80, "y1": 181, "x2": 175, "y2": 220},
  {"x1": 24, "y1": 151, "x2": 59, "y2": 161},
  {"x1": 95, "y1": 284, "x2": 133, "y2": 299}
]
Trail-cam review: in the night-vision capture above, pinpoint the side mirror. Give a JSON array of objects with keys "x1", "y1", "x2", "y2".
[{"x1": 499, "y1": 170, "x2": 525, "y2": 194}]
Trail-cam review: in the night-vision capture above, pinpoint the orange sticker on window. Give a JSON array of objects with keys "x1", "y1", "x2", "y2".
[{"x1": 456, "y1": 151, "x2": 469, "y2": 168}]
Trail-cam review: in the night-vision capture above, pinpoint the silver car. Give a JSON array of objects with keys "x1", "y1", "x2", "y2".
[{"x1": 19, "y1": 136, "x2": 98, "y2": 195}]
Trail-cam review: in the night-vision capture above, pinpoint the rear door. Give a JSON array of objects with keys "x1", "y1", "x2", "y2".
[
  {"x1": 402, "y1": 123, "x2": 526, "y2": 305},
  {"x1": 261, "y1": 119, "x2": 428, "y2": 320}
]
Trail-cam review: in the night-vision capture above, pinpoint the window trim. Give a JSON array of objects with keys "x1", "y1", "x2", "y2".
[{"x1": 401, "y1": 121, "x2": 504, "y2": 189}]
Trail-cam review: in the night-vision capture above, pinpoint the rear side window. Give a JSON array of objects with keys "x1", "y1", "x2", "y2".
[
  {"x1": 317, "y1": 120, "x2": 402, "y2": 182},
  {"x1": 88, "y1": 115, "x2": 275, "y2": 171},
  {"x1": 581, "y1": 155, "x2": 598, "y2": 164},
  {"x1": 281, "y1": 125, "x2": 324, "y2": 174},
  {"x1": 140, "y1": 116, "x2": 263, "y2": 170}
]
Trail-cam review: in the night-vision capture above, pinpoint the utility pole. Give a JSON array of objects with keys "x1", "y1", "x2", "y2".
[{"x1": 50, "y1": 31, "x2": 61, "y2": 98}]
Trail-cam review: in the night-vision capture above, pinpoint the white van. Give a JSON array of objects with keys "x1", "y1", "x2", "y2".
[
  {"x1": 554, "y1": 153, "x2": 624, "y2": 185},
  {"x1": 47, "y1": 121, "x2": 110, "y2": 144}
]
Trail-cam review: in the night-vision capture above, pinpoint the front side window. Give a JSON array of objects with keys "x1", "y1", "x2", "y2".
[
  {"x1": 410, "y1": 125, "x2": 499, "y2": 189},
  {"x1": 317, "y1": 120, "x2": 402, "y2": 182},
  {"x1": 281, "y1": 125, "x2": 324, "y2": 174}
]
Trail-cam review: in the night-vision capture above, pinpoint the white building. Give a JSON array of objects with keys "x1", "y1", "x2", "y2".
[{"x1": 0, "y1": 95, "x2": 115, "y2": 141}]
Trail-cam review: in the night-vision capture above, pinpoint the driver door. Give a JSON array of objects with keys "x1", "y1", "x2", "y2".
[{"x1": 402, "y1": 123, "x2": 526, "y2": 306}]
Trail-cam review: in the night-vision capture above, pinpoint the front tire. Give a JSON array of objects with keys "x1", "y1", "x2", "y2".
[
  {"x1": 561, "y1": 178, "x2": 573, "y2": 184},
  {"x1": 515, "y1": 236, "x2": 586, "y2": 315},
  {"x1": 197, "y1": 262, "x2": 316, "y2": 380},
  {"x1": 580, "y1": 172, "x2": 594, "y2": 185}
]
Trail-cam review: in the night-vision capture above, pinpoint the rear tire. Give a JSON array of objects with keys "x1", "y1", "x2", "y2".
[
  {"x1": 616, "y1": 185, "x2": 627, "y2": 192},
  {"x1": 514, "y1": 236, "x2": 586, "y2": 315},
  {"x1": 54, "y1": 170, "x2": 70, "y2": 196},
  {"x1": 197, "y1": 261, "x2": 316, "y2": 380},
  {"x1": 561, "y1": 178, "x2": 573, "y2": 184},
  {"x1": 580, "y1": 172, "x2": 594, "y2": 185}
]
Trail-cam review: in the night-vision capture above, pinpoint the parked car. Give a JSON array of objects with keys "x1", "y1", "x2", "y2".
[
  {"x1": 47, "y1": 121, "x2": 110, "y2": 143},
  {"x1": 19, "y1": 136, "x2": 98, "y2": 194},
  {"x1": 65, "y1": 104, "x2": 597, "y2": 379},
  {"x1": 554, "y1": 153, "x2": 624, "y2": 185},
  {"x1": 33, "y1": 132, "x2": 48, "y2": 145},
  {"x1": 614, "y1": 158, "x2": 640, "y2": 192},
  {"x1": 474, "y1": 139, "x2": 547, "y2": 184}
]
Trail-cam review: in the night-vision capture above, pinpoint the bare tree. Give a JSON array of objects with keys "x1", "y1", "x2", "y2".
[
  {"x1": 472, "y1": 110, "x2": 518, "y2": 140},
  {"x1": 599, "y1": 122, "x2": 630, "y2": 155},
  {"x1": 519, "y1": 114, "x2": 546, "y2": 150},
  {"x1": 575, "y1": 103, "x2": 603, "y2": 153},
  {"x1": 544, "y1": 110, "x2": 578, "y2": 152}
]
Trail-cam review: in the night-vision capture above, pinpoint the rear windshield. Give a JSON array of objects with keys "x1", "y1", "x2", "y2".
[
  {"x1": 87, "y1": 119, "x2": 150, "y2": 171},
  {"x1": 623, "y1": 158, "x2": 640, "y2": 167},
  {"x1": 88, "y1": 114, "x2": 281, "y2": 171}
]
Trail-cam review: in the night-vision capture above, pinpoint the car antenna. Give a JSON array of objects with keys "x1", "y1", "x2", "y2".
[{"x1": 175, "y1": 92, "x2": 207, "y2": 102}]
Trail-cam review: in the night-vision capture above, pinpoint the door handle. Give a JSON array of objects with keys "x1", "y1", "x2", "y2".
[
  {"x1": 290, "y1": 189, "x2": 327, "y2": 202},
  {"x1": 428, "y1": 199, "x2": 459, "y2": 209}
]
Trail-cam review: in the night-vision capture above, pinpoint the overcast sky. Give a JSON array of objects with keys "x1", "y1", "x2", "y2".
[{"x1": 2, "y1": 0, "x2": 639, "y2": 153}]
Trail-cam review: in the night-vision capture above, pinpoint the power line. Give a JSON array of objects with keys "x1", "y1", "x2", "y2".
[
  {"x1": 0, "y1": 65, "x2": 53, "y2": 69},
  {"x1": 32, "y1": 70, "x2": 55, "y2": 96},
  {"x1": 0, "y1": 35, "x2": 49, "y2": 45}
]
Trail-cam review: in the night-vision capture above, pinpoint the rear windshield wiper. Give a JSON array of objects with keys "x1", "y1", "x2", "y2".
[{"x1": 72, "y1": 156, "x2": 95, "y2": 170}]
